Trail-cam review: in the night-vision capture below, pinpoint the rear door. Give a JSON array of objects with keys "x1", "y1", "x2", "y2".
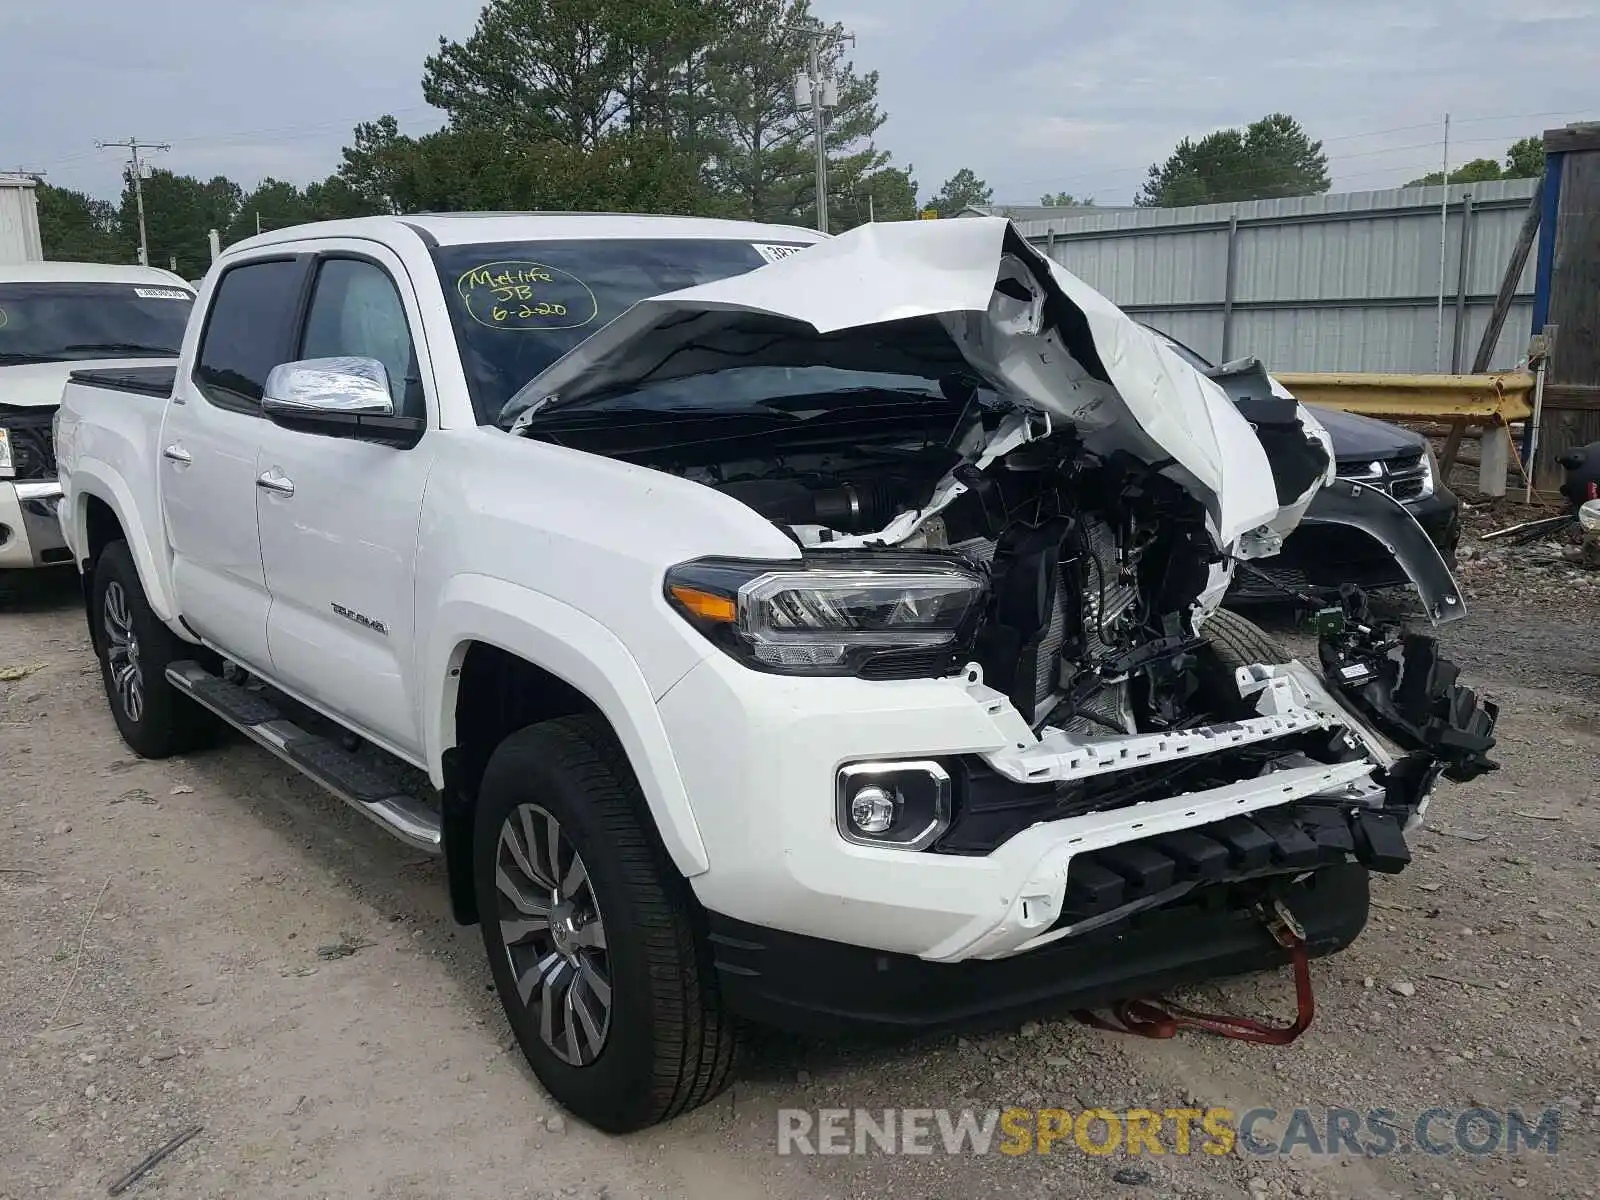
[
  {"x1": 254, "y1": 244, "x2": 438, "y2": 759},
  {"x1": 161, "y1": 255, "x2": 310, "y2": 670}
]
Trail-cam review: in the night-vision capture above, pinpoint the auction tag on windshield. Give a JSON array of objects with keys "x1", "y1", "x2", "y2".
[
  {"x1": 457, "y1": 261, "x2": 598, "y2": 331},
  {"x1": 752, "y1": 243, "x2": 810, "y2": 265},
  {"x1": 134, "y1": 287, "x2": 190, "y2": 300}
]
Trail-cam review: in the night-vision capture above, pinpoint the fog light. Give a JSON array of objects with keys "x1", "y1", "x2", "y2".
[
  {"x1": 836, "y1": 761, "x2": 951, "y2": 851},
  {"x1": 849, "y1": 785, "x2": 898, "y2": 834}
]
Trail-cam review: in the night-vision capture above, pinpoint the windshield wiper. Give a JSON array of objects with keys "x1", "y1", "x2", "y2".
[
  {"x1": 0, "y1": 352, "x2": 67, "y2": 365},
  {"x1": 522, "y1": 403, "x2": 798, "y2": 427},
  {"x1": 60, "y1": 342, "x2": 178, "y2": 357},
  {"x1": 758, "y1": 386, "x2": 944, "y2": 412}
]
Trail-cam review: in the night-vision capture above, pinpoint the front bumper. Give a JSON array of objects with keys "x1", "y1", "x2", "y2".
[
  {"x1": 0, "y1": 480, "x2": 71, "y2": 569},
  {"x1": 658, "y1": 649, "x2": 1413, "y2": 965}
]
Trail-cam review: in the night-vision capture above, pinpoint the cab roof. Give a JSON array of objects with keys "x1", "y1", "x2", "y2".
[{"x1": 228, "y1": 212, "x2": 828, "y2": 254}]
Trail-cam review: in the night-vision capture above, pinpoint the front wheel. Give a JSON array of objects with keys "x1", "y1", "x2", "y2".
[
  {"x1": 473, "y1": 715, "x2": 738, "y2": 1132},
  {"x1": 1194, "y1": 607, "x2": 1293, "y2": 718},
  {"x1": 90, "y1": 540, "x2": 216, "y2": 758}
]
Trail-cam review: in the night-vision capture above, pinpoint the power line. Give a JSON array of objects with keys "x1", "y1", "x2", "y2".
[
  {"x1": 31, "y1": 110, "x2": 442, "y2": 180},
  {"x1": 96, "y1": 137, "x2": 170, "y2": 266},
  {"x1": 992, "y1": 108, "x2": 1597, "y2": 200},
  {"x1": 1000, "y1": 129, "x2": 1555, "y2": 199}
]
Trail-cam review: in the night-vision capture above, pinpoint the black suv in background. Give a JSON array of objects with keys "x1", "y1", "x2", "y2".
[{"x1": 1146, "y1": 327, "x2": 1462, "y2": 602}]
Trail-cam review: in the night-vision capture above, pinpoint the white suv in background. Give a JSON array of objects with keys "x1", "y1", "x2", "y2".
[{"x1": 0, "y1": 262, "x2": 192, "y2": 573}]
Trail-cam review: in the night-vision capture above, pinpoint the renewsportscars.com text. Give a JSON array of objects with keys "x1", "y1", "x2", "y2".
[{"x1": 776, "y1": 1106, "x2": 1563, "y2": 1158}]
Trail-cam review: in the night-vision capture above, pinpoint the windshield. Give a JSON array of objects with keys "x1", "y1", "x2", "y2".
[
  {"x1": 0, "y1": 282, "x2": 192, "y2": 364},
  {"x1": 431, "y1": 237, "x2": 817, "y2": 423}
]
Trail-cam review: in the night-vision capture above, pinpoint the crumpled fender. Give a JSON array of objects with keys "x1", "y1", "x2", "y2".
[
  {"x1": 1316, "y1": 590, "x2": 1498, "y2": 784},
  {"x1": 1298, "y1": 479, "x2": 1466, "y2": 625}
]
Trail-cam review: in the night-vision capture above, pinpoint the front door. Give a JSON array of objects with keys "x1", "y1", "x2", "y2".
[
  {"x1": 161, "y1": 256, "x2": 311, "y2": 671},
  {"x1": 255, "y1": 248, "x2": 436, "y2": 759}
]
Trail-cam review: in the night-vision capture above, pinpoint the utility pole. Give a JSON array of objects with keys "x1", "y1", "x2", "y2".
[
  {"x1": 96, "y1": 136, "x2": 170, "y2": 267},
  {"x1": 788, "y1": 22, "x2": 854, "y2": 234}
]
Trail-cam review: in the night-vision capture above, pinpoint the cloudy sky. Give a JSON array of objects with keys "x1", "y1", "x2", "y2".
[{"x1": 4, "y1": 0, "x2": 1597, "y2": 206}]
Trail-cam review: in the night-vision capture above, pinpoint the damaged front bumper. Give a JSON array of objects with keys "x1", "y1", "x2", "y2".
[{"x1": 666, "y1": 617, "x2": 1497, "y2": 972}]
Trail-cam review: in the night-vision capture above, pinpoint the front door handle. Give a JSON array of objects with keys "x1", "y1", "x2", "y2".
[
  {"x1": 256, "y1": 470, "x2": 295, "y2": 497},
  {"x1": 162, "y1": 444, "x2": 192, "y2": 465}
]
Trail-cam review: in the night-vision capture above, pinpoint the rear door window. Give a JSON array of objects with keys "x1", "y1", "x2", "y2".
[{"x1": 194, "y1": 258, "x2": 310, "y2": 413}]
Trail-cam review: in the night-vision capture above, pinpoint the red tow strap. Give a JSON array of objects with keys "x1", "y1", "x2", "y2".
[{"x1": 1071, "y1": 900, "x2": 1316, "y2": 1046}]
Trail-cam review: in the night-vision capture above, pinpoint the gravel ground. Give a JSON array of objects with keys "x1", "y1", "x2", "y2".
[{"x1": 1, "y1": 544, "x2": 1596, "y2": 1200}]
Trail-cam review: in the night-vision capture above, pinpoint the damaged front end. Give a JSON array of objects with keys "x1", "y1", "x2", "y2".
[{"x1": 507, "y1": 216, "x2": 1499, "y2": 960}]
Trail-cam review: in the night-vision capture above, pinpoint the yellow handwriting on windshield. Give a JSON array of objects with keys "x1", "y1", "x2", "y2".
[{"x1": 457, "y1": 261, "x2": 598, "y2": 332}]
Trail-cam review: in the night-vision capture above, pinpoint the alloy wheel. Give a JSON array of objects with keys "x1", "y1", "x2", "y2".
[
  {"x1": 494, "y1": 803, "x2": 612, "y2": 1066},
  {"x1": 102, "y1": 581, "x2": 144, "y2": 724}
]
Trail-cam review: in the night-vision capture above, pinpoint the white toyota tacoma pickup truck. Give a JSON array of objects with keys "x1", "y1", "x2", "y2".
[{"x1": 54, "y1": 212, "x2": 1498, "y2": 1132}]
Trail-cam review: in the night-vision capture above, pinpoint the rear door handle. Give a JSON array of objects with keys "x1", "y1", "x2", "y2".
[
  {"x1": 162, "y1": 444, "x2": 192, "y2": 464},
  {"x1": 256, "y1": 470, "x2": 295, "y2": 497}
]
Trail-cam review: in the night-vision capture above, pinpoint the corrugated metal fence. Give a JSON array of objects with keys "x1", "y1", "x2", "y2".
[{"x1": 1007, "y1": 179, "x2": 1539, "y2": 373}]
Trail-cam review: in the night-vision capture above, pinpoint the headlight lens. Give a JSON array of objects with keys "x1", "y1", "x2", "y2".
[
  {"x1": 0, "y1": 428, "x2": 12, "y2": 478},
  {"x1": 665, "y1": 553, "x2": 986, "y2": 676},
  {"x1": 1418, "y1": 442, "x2": 1439, "y2": 500}
]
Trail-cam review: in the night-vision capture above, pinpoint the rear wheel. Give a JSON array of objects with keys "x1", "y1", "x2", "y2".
[
  {"x1": 90, "y1": 540, "x2": 216, "y2": 758},
  {"x1": 472, "y1": 715, "x2": 738, "y2": 1132}
]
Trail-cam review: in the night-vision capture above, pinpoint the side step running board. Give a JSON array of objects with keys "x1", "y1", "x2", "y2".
[{"x1": 166, "y1": 661, "x2": 442, "y2": 854}]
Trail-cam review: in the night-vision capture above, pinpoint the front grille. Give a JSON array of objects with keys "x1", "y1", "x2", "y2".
[
  {"x1": 1335, "y1": 453, "x2": 1428, "y2": 503},
  {"x1": 2, "y1": 409, "x2": 58, "y2": 480}
]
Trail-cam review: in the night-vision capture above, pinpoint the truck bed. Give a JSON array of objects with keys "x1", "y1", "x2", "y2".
[{"x1": 66, "y1": 364, "x2": 176, "y2": 399}]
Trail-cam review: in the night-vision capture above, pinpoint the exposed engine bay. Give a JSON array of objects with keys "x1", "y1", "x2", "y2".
[
  {"x1": 507, "y1": 216, "x2": 1500, "y2": 895},
  {"x1": 693, "y1": 428, "x2": 1226, "y2": 736}
]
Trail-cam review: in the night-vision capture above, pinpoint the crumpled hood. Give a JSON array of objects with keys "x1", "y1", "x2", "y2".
[
  {"x1": 0, "y1": 357, "x2": 176, "y2": 409},
  {"x1": 507, "y1": 218, "x2": 1287, "y2": 549}
]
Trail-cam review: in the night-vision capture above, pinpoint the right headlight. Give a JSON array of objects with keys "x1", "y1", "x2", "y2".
[
  {"x1": 0, "y1": 428, "x2": 12, "y2": 479},
  {"x1": 664, "y1": 552, "x2": 987, "y2": 677}
]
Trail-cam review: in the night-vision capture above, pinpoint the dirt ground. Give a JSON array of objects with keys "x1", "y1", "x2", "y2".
[{"x1": 2, "y1": 543, "x2": 1596, "y2": 1200}]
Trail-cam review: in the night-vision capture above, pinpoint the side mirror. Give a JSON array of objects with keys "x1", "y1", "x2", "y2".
[
  {"x1": 261, "y1": 357, "x2": 423, "y2": 446},
  {"x1": 263, "y1": 357, "x2": 395, "y2": 418}
]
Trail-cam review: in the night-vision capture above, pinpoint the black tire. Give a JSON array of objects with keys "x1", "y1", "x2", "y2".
[
  {"x1": 90, "y1": 540, "x2": 217, "y2": 758},
  {"x1": 1196, "y1": 607, "x2": 1293, "y2": 717},
  {"x1": 1203, "y1": 606, "x2": 1291, "y2": 667},
  {"x1": 473, "y1": 715, "x2": 738, "y2": 1132}
]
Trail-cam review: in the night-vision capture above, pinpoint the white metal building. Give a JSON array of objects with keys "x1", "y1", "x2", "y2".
[{"x1": 0, "y1": 174, "x2": 44, "y2": 265}]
